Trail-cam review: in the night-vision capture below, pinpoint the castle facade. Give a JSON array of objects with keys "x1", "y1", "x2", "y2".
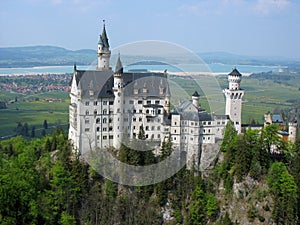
[{"x1": 68, "y1": 23, "x2": 244, "y2": 169}]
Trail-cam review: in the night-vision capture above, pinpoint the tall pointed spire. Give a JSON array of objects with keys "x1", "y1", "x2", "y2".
[
  {"x1": 101, "y1": 19, "x2": 109, "y2": 49},
  {"x1": 115, "y1": 52, "x2": 123, "y2": 74}
]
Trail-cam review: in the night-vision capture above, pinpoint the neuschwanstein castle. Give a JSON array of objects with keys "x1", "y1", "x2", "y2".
[{"x1": 68, "y1": 23, "x2": 244, "y2": 168}]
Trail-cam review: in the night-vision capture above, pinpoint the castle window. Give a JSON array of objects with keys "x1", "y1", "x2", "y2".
[
  {"x1": 85, "y1": 119, "x2": 89, "y2": 124},
  {"x1": 109, "y1": 101, "x2": 114, "y2": 105},
  {"x1": 203, "y1": 129, "x2": 206, "y2": 133},
  {"x1": 222, "y1": 121, "x2": 226, "y2": 125},
  {"x1": 191, "y1": 122, "x2": 194, "y2": 125},
  {"x1": 138, "y1": 100, "x2": 142, "y2": 104},
  {"x1": 96, "y1": 127, "x2": 100, "y2": 132},
  {"x1": 147, "y1": 118, "x2": 151, "y2": 122},
  {"x1": 208, "y1": 121, "x2": 211, "y2": 125},
  {"x1": 195, "y1": 122, "x2": 197, "y2": 126},
  {"x1": 85, "y1": 101, "x2": 89, "y2": 106},
  {"x1": 103, "y1": 127, "x2": 107, "y2": 131},
  {"x1": 133, "y1": 117, "x2": 136, "y2": 122},
  {"x1": 86, "y1": 110, "x2": 89, "y2": 115},
  {"x1": 174, "y1": 137, "x2": 176, "y2": 140},
  {"x1": 103, "y1": 118, "x2": 107, "y2": 123},
  {"x1": 103, "y1": 109, "x2": 107, "y2": 114},
  {"x1": 139, "y1": 109, "x2": 142, "y2": 113},
  {"x1": 146, "y1": 134, "x2": 148, "y2": 139},
  {"x1": 103, "y1": 101, "x2": 108, "y2": 105},
  {"x1": 208, "y1": 129, "x2": 211, "y2": 133},
  {"x1": 190, "y1": 137, "x2": 193, "y2": 141},
  {"x1": 97, "y1": 135, "x2": 100, "y2": 140},
  {"x1": 139, "y1": 118, "x2": 142, "y2": 122},
  {"x1": 133, "y1": 126, "x2": 136, "y2": 130},
  {"x1": 174, "y1": 129, "x2": 177, "y2": 133},
  {"x1": 94, "y1": 101, "x2": 98, "y2": 106},
  {"x1": 146, "y1": 126, "x2": 149, "y2": 131},
  {"x1": 151, "y1": 126, "x2": 154, "y2": 131},
  {"x1": 174, "y1": 122, "x2": 177, "y2": 125},
  {"x1": 151, "y1": 134, "x2": 154, "y2": 139},
  {"x1": 85, "y1": 128, "x2": 90, "y2": 132},
  {"x1": 158, "y1": 134, "x2": 160, "y2": 139},
  {"x1": 117, "y1": 108, "x2": 120, "y2": 113},
  {"x1": 217, "y1": 121, "x2": 220, "y2": 125},
  {"x1": 208, "y1": 137, "x2": 210, "y2": 140},
  {"x1": 129, "y1": 100, "x2": 134, "y2": 104},
  {"x1": 103, "y1": 136, "x2": 107, "y2": 140},
  {"x1": 203, "y1": 122, "x2": 206, "y2": 125},
  {"x1": 155, "y1": 100, "x2": 160, "y2": 104},
  {"x1": 147, "y1": 100, "x2": 151, "y2": 104},
  {"x1": 158, "y1": 109, "x2": 161, "y2": 114},
  {"x1": 203, "y1": 137, "x2": 205, "y2": 140},
  {"x1": 109, "y1": 118, "x2": 113, "y2": 123},
  {"x1": 109, "y1": 127, "x2": 113, "y2": 131},
  {"x1": 157, "y1": 126, "x2": 160, "y2": 131},
  {"x1": 146, "y1": 109, "x2": 149, "y2": 114},
  {"x1": 94, "y1": 110, "x2": 97, "y2": 115}
]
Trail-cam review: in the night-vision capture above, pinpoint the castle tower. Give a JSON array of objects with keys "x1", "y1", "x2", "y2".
[
  {"x1": 97, "y1": 21, "x2": 111, "y2": 70},
  {"x1": 192, "y1": 91, "x2": 200, "y2": 108},
  {"x1": 113, "y1": 54, "x2": 124, "y2": 149},
  {"x1": 288, "y1": 121, "x2": 297, "y2": 143},
  {"x1": 223, "y1": 68, "x2": 244, "y2": 133}
]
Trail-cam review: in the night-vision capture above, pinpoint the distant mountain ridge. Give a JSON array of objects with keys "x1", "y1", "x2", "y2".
[
  {"x1": 0, "y1": 45, "x2": 295, "y2": 68},
  {"x1": 0, "y1": 46, "x2": 96, "y2": 68}
]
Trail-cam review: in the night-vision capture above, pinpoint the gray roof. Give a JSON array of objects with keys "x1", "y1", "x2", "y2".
[
  {"x1": 75, "y1": 69, "x2": 114, "y2": 98},
  {"x1": 271, "y1": 114, "x2": 283, "y2": 123},
  {"x1": 174, "y1": 100, "x2": 212, "y2": 122},
  {"x1": 98, "y1": 23, "x2": 110, "y2": 49},
  {"x1": 115, "y1": 54, "x2": 123, "y2": 74},
  {"x1": 229, "y1": 68, "x2": 242, "y2": 77},
  {"x1": 192, "y1": 91, "x2": 200, "y2": 97},
  {"x1": 123, "y1": 72, "x2": 169, "y2": 97}
]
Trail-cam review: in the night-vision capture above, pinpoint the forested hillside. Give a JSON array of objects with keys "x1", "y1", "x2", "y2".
[{"x1": 0, "y1": 125, "x2": 299, "y2": 224}]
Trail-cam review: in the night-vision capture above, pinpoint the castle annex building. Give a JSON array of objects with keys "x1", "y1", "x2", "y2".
[{"x1": 68, "y1": 23, "x2": 244, "y2": 168}]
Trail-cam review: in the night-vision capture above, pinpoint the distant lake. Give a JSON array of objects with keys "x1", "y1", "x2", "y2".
[{"x1": 0, "y1": 63, "x2": 284, "y2": 76}]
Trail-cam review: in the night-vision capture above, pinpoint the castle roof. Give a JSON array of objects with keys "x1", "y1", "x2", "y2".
[
  {"x1": 229, "y1": 68, "x2": 242, "y2": 77},
  {"x1": 192, "y1": 91, "x2": 200, "y2": 97},
  {"x1": 98, "y1": 22, "x2": 110, "y2": 49},
  {"x1": 115, "y1": 54, "x2": 123, "y2": 74},
  {"x1": 174, "y1": 100, "x2": 212, "y2": 121},
  {"x1": 74, "y1": 69, "x2": 114, "y2": 98}
]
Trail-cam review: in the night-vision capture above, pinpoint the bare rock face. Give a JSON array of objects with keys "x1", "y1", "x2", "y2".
[{"x1": 199, "y1": 142, "x2": 221, "y2": 172}]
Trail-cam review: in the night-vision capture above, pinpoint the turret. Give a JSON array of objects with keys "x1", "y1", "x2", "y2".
[
  {"x1": 288, "y1": 121, "x2": 298, "y2": 143},
  {"x1": 228, "y1": 68, "x2": 242, "y2": 90},
  {"x1": 223, "y1": 68, "x2": 244, "y2": 134},
  {"x1": 113, "y1": 54, "x2": 124, "y2": 149},
  {"x1": 97, "y1": 20, "x2": 111, "y2": 70},
  {"x1": 192, "y1": 91, "x2": 200, "y2": 108}
]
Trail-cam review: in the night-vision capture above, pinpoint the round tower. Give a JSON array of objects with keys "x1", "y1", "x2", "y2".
[
  {"x1": 228, "y1": 68, "x2": 242, "y2": 90},
  {"x1": 113, "y1": 54, "x2": 124, "y2": 149},
  {"x1": 223, "y1": 68, "x2": 244, "y2": 134},
  {"x1": 97, "y1": 21, "x2": 111, "y2": 70},
  {"x1": 192, "y1": 91, "x2": 200, "y2": 108},
  {"x1": 288, "y1": 121, "x2": 297, "y2": 143}
]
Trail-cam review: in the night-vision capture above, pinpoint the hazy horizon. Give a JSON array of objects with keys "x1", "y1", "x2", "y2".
[{"x1": 1, "y1": 0, "x2": 300, "y2": 60}]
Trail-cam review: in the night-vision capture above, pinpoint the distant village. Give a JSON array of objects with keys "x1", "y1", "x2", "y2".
[{"x1": 0, "y1": 73, "x2": 72, "y2": 94}]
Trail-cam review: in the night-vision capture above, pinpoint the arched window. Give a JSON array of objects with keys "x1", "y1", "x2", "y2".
[
  {"x1": 96, "y1": 118, "x2": 100, "y2": 124},
  {"x1": 94, "y1": 110, "x2": 97, "y2": 115},
  {"x1": 103, "y1": 118, "x2": 107, "y2": 123},
  {"x1": 103, "y1": 109, "x2": 107, "y2": 114},
  {"x1": 85, "y1": 110, "x2": 89, "y2": 115}
]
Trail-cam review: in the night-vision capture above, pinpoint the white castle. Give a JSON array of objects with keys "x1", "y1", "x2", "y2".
[{"x1": 68, "y1": 23, "x2": 244, "y2": 169}]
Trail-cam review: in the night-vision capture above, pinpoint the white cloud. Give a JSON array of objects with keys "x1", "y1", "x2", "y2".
[{"x1": 254, "y1": 0, "x2": 290, "y2": 15}]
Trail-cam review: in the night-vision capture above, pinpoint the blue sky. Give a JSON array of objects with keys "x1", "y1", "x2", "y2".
[{"x1": 1, "y1": 0, "x2": 300, "y2": 59}]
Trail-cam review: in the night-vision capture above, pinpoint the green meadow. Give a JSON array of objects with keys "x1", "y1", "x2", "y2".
[{"x1": 0, "y1": 91, "x2": 69, "y2": 138}]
